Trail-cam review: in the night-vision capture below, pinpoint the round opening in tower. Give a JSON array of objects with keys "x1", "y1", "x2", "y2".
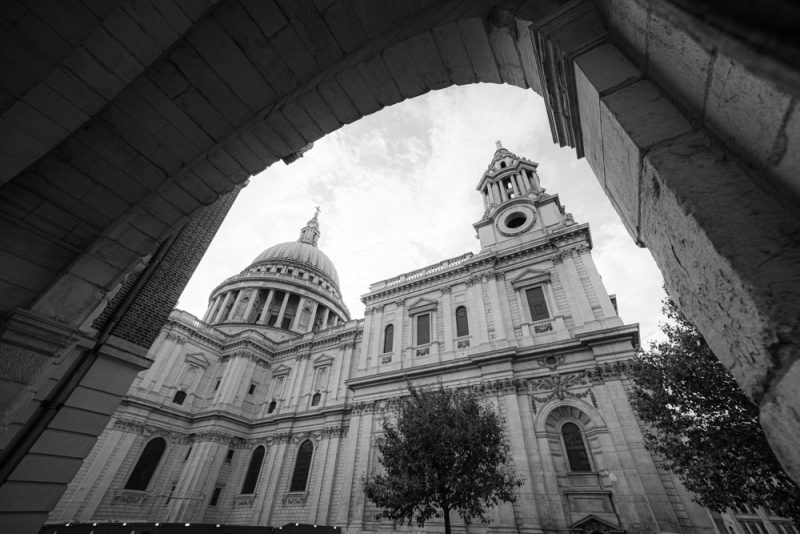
[{"x1": 505, "y1": 212, "x2": 527, "y2": 229}]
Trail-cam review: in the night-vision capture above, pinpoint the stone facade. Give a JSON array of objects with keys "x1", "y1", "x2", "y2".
[{"x1": 51, "y1": 147, "x2": 725, "y2": 534}]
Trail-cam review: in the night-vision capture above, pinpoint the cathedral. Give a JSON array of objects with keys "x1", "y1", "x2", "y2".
[{"x1": 49, "y1": 146, "x2": 749, "y2": 534}]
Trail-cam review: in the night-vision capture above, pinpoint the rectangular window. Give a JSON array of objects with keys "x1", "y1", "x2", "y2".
[
  {"x1": 214, "y1": 379, "x2": 221, "y2": 391},
  {"x1": 248, "y1": 383, "x2": 256, "y2": 395},
  {"x1": 525, "y1": 287, "x2": 550, "y2": 322},
  {"x1": 225, "y1": 449, "x2": 234, "y2": 463},
  {"x1": 416, "y1": 313, "x2": 430, "y2": 345},
  {"x1": 209, "y1": 486, "x2": 222, "y2": 506}
]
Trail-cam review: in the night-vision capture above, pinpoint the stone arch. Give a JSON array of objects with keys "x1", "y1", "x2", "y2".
[
  {"x1": 537, "y1": 400, "x2": 608, "y2": 475},
  {"x1": 535, "y1": 398, "x2": 608, "y2": 435},
  {"x1": 1, "y1": 1, "x2": 800, "y2": 530}
]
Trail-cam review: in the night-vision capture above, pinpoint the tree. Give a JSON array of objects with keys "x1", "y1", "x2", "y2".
[
  {"x1": 629, "y1": 298, "x2": 800, "y2": 522},
  {"x1": 362, "y1": 382, "x2": 524, "y2": 534}
]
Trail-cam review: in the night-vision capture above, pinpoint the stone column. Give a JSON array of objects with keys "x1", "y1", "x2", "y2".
[
  {"x1": 242, "y1": 288, "x2": 259, "y2": 323},
  {"x1": 351, "y1": 407, "x2": 375, "y2": 527},
  {"x1": 486, "y1": 273, "x2": 508, "y2": 341},
  {"x1": 503, "y1": 392, "x2": 539, "y2": 532},
  {"x1": 335, "y1": 414, "x2": 362, "y2": 528},
  {"x1": 320, "y1": 307, "x2": 330, "y2": 330},
  {"x1": 214, "y1": 352, "x2": 250, "y2": 405},
  {"x1": 316, "y1": 429, "x2": 343, "y2": 525},
  {"x1": 556, "y1": 251, "x2": 594, "y2": 327},
  {"x1": 202, "y1": 295, "x2": 220, "y2": 322},
  {"x1": 257, "y1": 289, "x2": 275, "y2": 324},
  {"x1": 467, "y1": 276, "x2": 488, "y2": 345},
  {"x1": 274, "y1": 292, "x2": 291, "y2": 328},
  {"x1": 152, "y1": 334, "x2": 187, "y2": 392},
  {"x1": 358, "y1": 308, "x2": 375, "y2": 370},
  {"x1": 256, "y1": 439, "x2": 286, "y2": 526},
  {"x1": 290, "y1": 297, "x2": 306, "y2": 332},
  {"x1": 165, "y1": 437, "x2": 226, "y2": 522},
  {"x1": 289, "y1": 353, "x2": 311, "y2": 408},
  {"x1": 441, "y1": 287, "x2": 454, "y2": 354},
  {"x1": 142, "y1": 332, "x2": 183, "y2": 389},
  {"x1": 579, "y1": 251, "x2": 619, "y2": 318},
  {"x1": 515, "y1": 173, "x2": 529, "y2": 195},
  {"x1": 59, "y1": 426, "x2": 137, "y2": 521},
  {"x1": 226, "y1": 290, "x2": 246, "y2": 322},
  {"x1": 212, "y1": 291, "x2": 232, "y2": 323},
  {"x1": 510, "y1": 174, "x2": 522, "y2": 197},
  {"x1": 306, "y1": 301, "x2": 320, "y2": 332}
]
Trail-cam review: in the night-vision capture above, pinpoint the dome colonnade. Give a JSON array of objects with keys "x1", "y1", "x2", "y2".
[{"x1": 201, "y1": 211, "x2": 350, "y2": 334}]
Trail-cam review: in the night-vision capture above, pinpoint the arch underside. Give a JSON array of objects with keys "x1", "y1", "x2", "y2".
[{"x1": 0, "y1": 0, "x2": 799, "y2": 531}]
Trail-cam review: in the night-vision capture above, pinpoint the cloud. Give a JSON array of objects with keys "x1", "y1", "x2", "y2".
[{"x1": 177, "y1": 84, "x2": 667, "y2": 343}]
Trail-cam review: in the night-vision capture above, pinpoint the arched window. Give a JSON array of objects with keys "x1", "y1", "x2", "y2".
[
  {"x1": 241, "y1": 446, "x2": 265, "y2": 494},
  {"x1": 267, "y1": 400, "x2": 277, "y2": 413},
  {"x1": 311, "y1": 392, "x2": 321, "y2": 406},
  {"x1": 125, "y1": 437, "x2": 166, "y2": 490},
  {"x1": 172, "y1": 390, "x2": 187, "y2": 405},
  {"x1": 455, "y1": 306, "x2": 469, "y2": 337},
  {"x1": 383, "y1": 324, "x2": 394, "y2": 353},
  {"x1": 562, "y1": 422, "x2": 592, "y2": 472},
  {"x1": 290, "y1": 440, "x2": 314, "y2": 492}
]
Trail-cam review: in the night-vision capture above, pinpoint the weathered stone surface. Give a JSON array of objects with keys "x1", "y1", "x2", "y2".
[
  {"x1": 599, "y1": 80, "x2": 692, "y2": 240},
  {"x1": 705, "y1": 55, "x2": 793, "y2": 167},
  {"x1": 574, "y1": 43, "x2": 641, "y2": 186},
  {"x1": 773, "y1": 103, "x2": 800, "y2": 198},
  {"x1": 646, "y1": 11, "x2": 712, "y2": 115}
]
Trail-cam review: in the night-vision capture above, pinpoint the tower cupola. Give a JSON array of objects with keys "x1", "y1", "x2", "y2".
[{"x1": 473, "y1": 143, "x2": 581, "y2": 253}]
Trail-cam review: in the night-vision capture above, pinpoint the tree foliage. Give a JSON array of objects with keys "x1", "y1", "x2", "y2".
[
  {"x1": 362, "y1": 382, "x2": 524, "y2": 534},
  {"x1": 629, "y1": 298, "x2": 800, "y2": 522}
]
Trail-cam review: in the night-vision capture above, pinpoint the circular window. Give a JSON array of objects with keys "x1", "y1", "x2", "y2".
[
  {"x1": 496, "y1": 205, "x2": 536, "y2": 236},
  {"x1": 505, "y1": 212, "x2": 527, "y2": 228}
]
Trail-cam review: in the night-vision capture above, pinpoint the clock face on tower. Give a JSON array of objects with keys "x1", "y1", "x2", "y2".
[{"x1": 495, "y1": 204, "x2": 536, "y2": 236}]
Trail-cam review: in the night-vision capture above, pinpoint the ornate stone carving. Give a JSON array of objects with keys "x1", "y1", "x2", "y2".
[
  {"x1": 528, "y1": 371, "x2": 594, "y2": 408},
  {"x1": 416, "y1": 347, "x2": 430, "y2": 357},
  {"x1": 283, "y1": 492, "x2": 308, "y2": 505},
  {"x1": 457, "y1": 339, "x2": 470, "y2": 349},
  {"x1": 112, "y1": 490, "x2": 149, "y2": 505},
  {"x1": 234, "y1": 494, "x2": 255, "y2": 507},
  {"x1": 534, "y1": 322, "x2": 553, "y2": 334},
  {"x1": 440, "y1": 286, "x2": 452, "y2": 294},
  {"x1": 537, "y1": 354, "x2": 564, "y2": 370},
  {"x1": 466, "y1": 274, "x2": 482, "y2": 287},
  {"x1": 380, "y1": 354, "x2": 392, "y2": 364},
  {"x1": 165, "y1": 331, "x2": 187, "y2": 344}
]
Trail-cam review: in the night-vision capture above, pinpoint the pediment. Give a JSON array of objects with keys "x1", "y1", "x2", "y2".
[
  {"x1": 185, "y1": 352, "x2": 209, "y2": 368},
  {"x1": 272, "y1": 364, "x2": 291, "y2": 376},
  {"x1": 313, "y1": 354, "x2": 334, "y2": 367},
  {"x1": 510, "y1": 267, "x2": 551, "y2": 288},
  {"x1": 570, "y1": 514, "x2": 622, "y2": 534},
  {"x1": 406, "y1": 297, "x2": 438, "y2": 314}
]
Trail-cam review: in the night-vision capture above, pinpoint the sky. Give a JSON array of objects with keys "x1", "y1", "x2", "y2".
[{"x1": 176, "y1": 83, "x2": 668, "y2": 345}]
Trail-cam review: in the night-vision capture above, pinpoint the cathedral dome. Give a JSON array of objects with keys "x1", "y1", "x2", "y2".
[
  {"x1": 202, "y1": 209, "x2": 349, "y2": 335},
  {"x1": 251, "y1": 241, "x2": 340, "y2": 287}
]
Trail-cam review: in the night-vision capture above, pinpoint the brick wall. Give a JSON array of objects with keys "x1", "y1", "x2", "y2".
[{"x1": 111, "y1": 185, "x2": 243, "y2": 349}]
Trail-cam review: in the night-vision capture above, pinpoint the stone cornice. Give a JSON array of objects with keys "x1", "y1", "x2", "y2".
[{"x1": 361, "y1": 225, "x2": 591, "y2": 304}]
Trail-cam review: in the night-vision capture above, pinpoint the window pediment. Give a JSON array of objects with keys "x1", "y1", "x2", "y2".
[
  {"x1": 185, "y1": 352, "x2": 209, "y2": 368},
  {"x1": 272, "y1": 364, "x2": 291, "y2": 377},
  {"x1": 313, "y1": 354, "x2": 333, "y2": 368},
  {"x1": 406, "y1": 297, "x2": 438, "y2": 314},
  {"x1": 510, "y1": 268, "x2": 551, "y2": 288}
]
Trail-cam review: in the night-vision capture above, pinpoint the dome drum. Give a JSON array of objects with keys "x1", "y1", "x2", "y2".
[{"x1": 201, "y1": 212, "x2": 349, "y2": 335}]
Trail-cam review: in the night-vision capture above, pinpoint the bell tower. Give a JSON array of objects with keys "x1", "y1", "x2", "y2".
[{"x1": 474, "y1": 142, "x2": 577, "y2": 252}]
